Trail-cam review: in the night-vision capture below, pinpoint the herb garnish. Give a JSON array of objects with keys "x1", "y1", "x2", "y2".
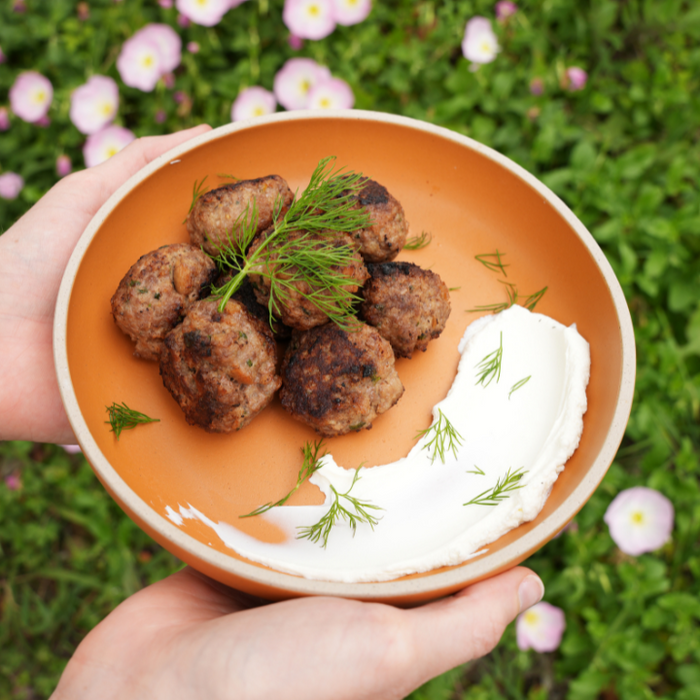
[
  {"x1": 475, "y1": 250, "x2": 509, "y2": 277},
  {"x1": 523, "y1": 286, "x2": 548, "y2": 311},
  {"x1": 210, "y1": 156, "x2": 371, "y2": 329},
  {"x1": 404, "y1": 230, "x2": 432, "y2": 250},
  {"x1": 240, "y1": 440, "x2": 326, "y2": 518},
  {"x1": 183, "y1": 176, "x2": 208, "y2": 224},
  {"x1": 105, "y1": 402, "x2": 160, "y2": 440},
  {"x1": 414, "y1": 408, "x2": 463, "y2": 464},
  {"x1": 463, "y1": 466, "x2": 527, "y2": 506},
  {"x1": 468, "y1": 281, "x2": 518, "y2": 313},
  {"x1": 297, "y1": 469, "x2": 383, "y2": 548},
  {"x1": 475, "y1": 332, "x2": 503, "y2": 387},
  {"x1": 509, "y1": 375, "x2": 532, "y2": 399},
  {"x1": 467, "y1": 465, "x2": 486, "y2": 475}
]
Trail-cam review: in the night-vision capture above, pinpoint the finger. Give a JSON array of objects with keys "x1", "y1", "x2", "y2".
[{"x1": 402, "y1": 567, "x2": 543, "y2": 687}]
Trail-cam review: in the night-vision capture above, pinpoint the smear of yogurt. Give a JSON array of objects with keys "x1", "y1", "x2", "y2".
[{"x1": 167, "y1": 305, "x2": 590, "y2": 583}]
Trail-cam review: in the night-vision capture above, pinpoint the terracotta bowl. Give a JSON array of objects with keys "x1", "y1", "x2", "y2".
[{"x1": 54, "y1": 111, "x2": 635, "y2": 605}]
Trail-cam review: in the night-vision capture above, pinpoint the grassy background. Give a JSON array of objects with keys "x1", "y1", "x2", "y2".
[{"x1": 1, "y1": 1, "x2": 700, "y2": 697}]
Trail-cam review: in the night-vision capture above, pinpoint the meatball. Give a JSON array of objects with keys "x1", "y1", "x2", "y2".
[
  {"x1": 248, "y1": 229, "x2": 369, "y2": 331},
  {"x1": 360, "y1": 262, "x2": 451, "y2": 358},
  {"x1": 215, "y1": 272, "x2": 292, "y2": 339},
  {"x1": 159, "y1": 298, "x2": 281, "y2": 433},
  {"x1": 280, "y1": 322, "x2": 404, "y2": 437},
  {"x1": 187, "y1": 175, "x2": 294, "y2": 256},
  {"x1": 346, "y1": 178, "x2": 409, "y2": 263},
  {"x1": 111, "y1": 243, "x2": 217, "y2": 361}
]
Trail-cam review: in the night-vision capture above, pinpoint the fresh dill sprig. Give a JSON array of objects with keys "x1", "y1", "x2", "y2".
[
  {"x1": 414, "y1": 408, "x2": 464, "y2": 464},
  {"x1": 463, "y1": 466, "x2": 527, "y2": 507},
  {"x1": 183, "y1": 176, "x2": 208, "y2": 224},
  {"x1": 403, "y1": 230, "x2": 432, "y2": 250},
  {"x1": 475, "y1": 250, "x2": 509, "y2": 277},
  {"x1": 297, "y1": 469, "x2": 383, "y2": 548},
  {"x1": 217, "y1": 173, "x2": 240, "y2": 181},
  {"x1": 240, "y1": 440, "x2": 326, "y2": 518},
  {"x1": 467, "y1": 465, "x2": 485, "y2": 475},
  {"x1": 475, "y1": 331, "x2": 503, "y2": 387},
  {"x1": 211, "y1": 156, "x2": 371, "y2": 329},
  {"x1": 105, "y1": 402, "x2": 160, "y2": 440},
  {"x1": 449, "y1": 286, "x2": 461, "y2": 291},
  {"x1": 523, "y1": 286, "x2": 548, "y2": 311},
  {"x1": 467, "y1": 281, "x2": 518, "y2": 314},
  {"x1": 509, "y1": 375, "x2": 532, "y2": 399}
]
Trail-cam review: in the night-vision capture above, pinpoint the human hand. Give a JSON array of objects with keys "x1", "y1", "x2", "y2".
[
  {"x1": 0, "y1": 125, "x2": 211, "y2": 444},
  {"x1": 51, "y1": 565, "x2": 544, "y2": 700}
]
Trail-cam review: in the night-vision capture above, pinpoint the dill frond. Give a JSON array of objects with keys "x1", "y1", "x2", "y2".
[
  {"x1": 182, "y1": 176, "x2": 208, "y2": 224},
  {"x1": 403, "y1": 230, "x2": 432, "y2": 250},
  {"x1": 463, "y1": 466, "x2": 527, "y2": 507},
  {"x1": 475, "y1": 332, "x2": 503, "y2": 387},
  {"x1": 105, "y1": 402, "x2": 160, "y2": 440},
  {"x1": 414, "y1": 408, "x2": 464, "y2": 464},
  {"x1": 509, "y1": 375, "x2": 532, "y2": 399},
  {"x1": 523, "y1": 286, "x2": 548, "y2": 311},
  {"x1": 475, "y1": 250, "x2": 509, "y2": 277}
]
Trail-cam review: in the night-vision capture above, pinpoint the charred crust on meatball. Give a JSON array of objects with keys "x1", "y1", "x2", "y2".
[
  {"x1": 279, "y1": 322, "x2": 404, "y2": 437},
  {"x1": 360, "y1": 261, "x2": 451, "y2": 359},
  {"x1": 160, "y1": 298, "x2": 281, "y2": 433},
  {"x1": 110, "y1": 243, "x2": 218, "y2": 362}
]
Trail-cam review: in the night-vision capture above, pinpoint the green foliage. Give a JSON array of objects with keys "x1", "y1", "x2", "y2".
[{"x1": 1, "y1": 0, "x2": 700, "y2": 698}]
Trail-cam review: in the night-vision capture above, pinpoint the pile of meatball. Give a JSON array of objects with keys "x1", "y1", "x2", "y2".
[{"x1": 111, "y1": 172, "x2": 451, "y2": 437}]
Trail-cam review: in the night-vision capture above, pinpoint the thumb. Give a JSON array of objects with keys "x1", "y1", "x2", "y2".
[{"x1": 404, "y1": 567, "x2": 543, "y2": 686}]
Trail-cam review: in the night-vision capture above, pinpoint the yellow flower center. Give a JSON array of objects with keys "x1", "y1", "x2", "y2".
[
  {"x1": 105, "y1": 146, "x2": 119, "y2": 159},
  {"x1": 524, "y1": 611, "x2": 539, "y2": 625},
  {"x1": 196, "y1": 0, "x2": 208, "y2": 6},
  {"x1": 308, "y1": 3, "x2": 320, "y2": 16},
  {"x1": 100, "y1": 101, "x2": 113, "y2": 117},
  {"x1": 319, "y1": 97, "x2": 331, "y2": 108},
  {"x1": 34, "y1": 90, "x2": 47, "y2": 104},
  {"x1": 142, "y1": 55, "x2": 154, "y2": 68},
  {"x1": 253, "y1": 106, "x2": 264, "y2": 116},
  {"x1": 631, "y1": 511, "x2": 644, "y2": 524},
  {"x1": 479, "y1": 39, "x2": 493, "y2": 54},
  {"x1": 301, "y1": 79, "x2": 311, "y2": 93}
]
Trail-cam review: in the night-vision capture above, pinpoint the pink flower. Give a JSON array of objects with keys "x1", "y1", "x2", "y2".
[
  {"x1": 173, "y1": 90, "x2": 187, "y2": 104},
  {"x1": 0, "y1": 172, "x2": 24, "y2": 199},
  {"x1": 307, "y1": 77, "x2": 354, "y2": 109},
  {"x1": 61, "y1": 444, "x2": 82, "y2": 454},
  {"x1": 163, "y1": 72, "x2": 176, "y2": 89},
  {"x1": 177, "y1": 13, "x2": 190, "y2": 27},
  {"x1": 83, "y1": 125, "x2": 136, "y2": 168},
  {"x1": 273, "y1": 57, "x2": 331, "y2": 110},
  {"x1": 495, "y1": 1, "x2": 517, "y2": 20},
  {"x1": 176, "y1": 0, "x2": 230, "y2": 26},
  {"x1": 604, "y1": 486, "x2": 674, "y2": 556},
  {"x1": 158, "y1": 0, "x2": 174, "y2": 7},
  {"x1": 9, "y1": 71, "x2": 53, "y2": 123},
  {"x1": 4, "y1": 473, "x2": 22, "y2": 490},
  {"x1": 331, "y1": 0, "x2": 371, "y2": 26},
  {"x1": 117, "y1": 35, "x2": 163, "y2": 92},
  {"x1": 56, "y1": 155, "x2": 72, "y2": 177},
  {"x1": 529, "y1": 77, "x2": 544, "y2": 95},
  {"x1": 283, "y1": 0, "x2": 336, "y2": 40},
  {"x1": 187, "y1": 41, "x2": 200, "y2": 53},
  {"x1": 564, "y1": 66, "x2": 587, "y2": 91},
  {"x1": 137, "y1": 23, "x2": 182, "y2": 73},
  {"x1": 516, "y1": 602, "x2": 566, "y2": 652},
  {"x1": 461, "y1": 17, "x2": 500, "y2": 64},
  {"x1": 0, "y1": 107, "x2": 9, "y2": 131},
  {"x1": 155, "y1": 109, "x2": 167, "y2": 123},
  {"x1": 70, "y1": 75, "x2": 119, "y2": 135},
  {"x1": 231, "y1": 86, "x2": 276, "y2": 121},
  {"x1": 0, "y1": 46, "x2": 6, "y2": 64}
]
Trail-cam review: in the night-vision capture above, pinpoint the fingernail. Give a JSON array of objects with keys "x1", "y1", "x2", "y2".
[{"x1": 518, "y1": 574, "x2": 545, "y2": 612}]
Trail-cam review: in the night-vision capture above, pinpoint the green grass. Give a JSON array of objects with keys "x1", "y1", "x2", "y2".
[{"x1": 2, "y1": 0, "x2": 700, "y2": 697}]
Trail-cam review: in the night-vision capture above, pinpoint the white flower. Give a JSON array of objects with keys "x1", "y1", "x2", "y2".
[
  {"x1": 70, "y1": 75, "x2": 119, "y2": 135},
  {"x1": 9, "y1": 71, "x2": 53, "y2": 123},
  {"x1": 231, "y1": 86, "x2": 277, "y2": 121},
  {"x1": 0, "y1": 172, "x2": 24, "y2": 200},
  {"x1": 136, "y1": 24, "x2": 182, "y2": 73},
  {"x1": 604, "y1": 486, "x2": 674, "y2": 556},
  {"x1": 307, "y1": 77, "x2": 354, "y2": 109},
  {"x1": 283, "y1": 0, "x2": 336, "y2": 40},
  {"x1": 461, "y1": 16, "x2": 500, "y2": 64},
  {"x1": 117, "y1": 34, "x2": 163, "y2": 92},
  {"x1": 176, "y1": 0, "x2": 230, "y2": 26},
  {"x1": 273, "y1": 58, "x2": 331, "y2": 110}
]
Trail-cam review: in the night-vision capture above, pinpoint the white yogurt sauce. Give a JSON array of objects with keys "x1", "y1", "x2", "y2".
[{"x1": 165, "y1": 305, "x2": 590, "y2": 582}]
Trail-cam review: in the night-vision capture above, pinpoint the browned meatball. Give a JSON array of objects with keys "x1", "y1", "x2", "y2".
[
  {"x1": 111, "y1": 243, "x2": 217, "y2": 361},
  {"x1": 280, "y1": 322, "x2": 404, "y2": 437},
  {"x1": 248, "y1": 229, "x2": 369, "y2": 331},
  {"x1": 159, "y1": 298, "x2": 281, "y2": 433},
  {"x1": 187, "y1": 175, "x2": 294, "y2": 256},
  {"x1": 360, "y1": 262, "x2": 451, "y2": 358},
  {"x1": 346, "y1": 179, "x2": 409, "y2": 263},
  {"x1": 214, "y1": 271, "x2": 292, "y2": 339}
]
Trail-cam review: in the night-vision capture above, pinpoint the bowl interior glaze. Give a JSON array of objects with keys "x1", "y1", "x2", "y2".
[{"x1": 55, "y1": 111, "x2": 635, "y2": 604}]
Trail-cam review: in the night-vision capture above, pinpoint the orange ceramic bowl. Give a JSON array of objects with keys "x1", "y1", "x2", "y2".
[{"x1": 54, "y1": 111, "x2": 635, "y2": 605}]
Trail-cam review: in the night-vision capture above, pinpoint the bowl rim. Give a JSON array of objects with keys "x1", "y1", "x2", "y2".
[{"x1": 53, "y1": 109, "x2": 636, "y2": 600}]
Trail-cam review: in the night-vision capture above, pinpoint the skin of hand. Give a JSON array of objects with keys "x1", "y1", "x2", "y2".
[
  {"x1": 0, "y1": 124, "x2": 211, "y2": 444},
  {"x1": 51, "y1": 565, "x2": 544, "y2": 700},
  {"x1": 1, "y1": 125, "x2": 545, "y2": 699}
]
